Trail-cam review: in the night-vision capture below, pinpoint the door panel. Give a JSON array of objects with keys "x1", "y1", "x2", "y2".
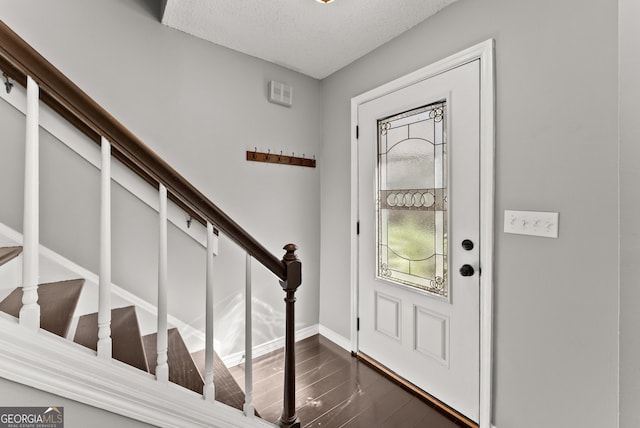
[
  {"x1": 414, "y1": 305, "x2": 449, "y2": 366},
  {"x1": 358, "y1": 60, "x2": 480, "y2": 422},
  {"x1": 375, "y1": 291, "x2": 402, "y2": 340}
]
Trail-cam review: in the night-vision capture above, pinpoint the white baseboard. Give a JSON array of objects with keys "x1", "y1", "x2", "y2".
[
  {"x1": 222, "y1": 324, "x2": 319, "y2": 367},
  {"x1": 219, "y1": 323, "x2": 351, "y2": 369},
  {"x1": 222, "y1": 324, "x2": 352, "y2": 368},
  {"x1": 221, "y1": 324, "x2": 352, "y2": 369},
  {"x1": 318, "y1": 324, "x2": 352, "y2": 352}
]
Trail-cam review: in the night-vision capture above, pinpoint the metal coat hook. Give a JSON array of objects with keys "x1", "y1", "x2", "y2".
[
  {"x1": 253, "y1": 147, "x2": 258, "y2": 159},
  {"x1": 3, "y1": 73, "x2": 13, "y2": 94},
  {"x1": 186, "y1": 216, "x2": 193, "y2": 229},
  {"x1": 266, "y1": 149, "x2": 270, "y2": 160}
]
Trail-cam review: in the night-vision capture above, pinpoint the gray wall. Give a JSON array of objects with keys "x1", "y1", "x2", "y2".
[
  {"x1": 619, "y1": 0, "x2": 640, "y2": 425},
  {"x1": 0, "y1": 378, "x2": 155, "y2": 428},
  {"x1": 0, "y1": 0, "x2": 322, "y2": 352},
  {"x1": 319, "y1": 0, "x2": 619, "y2": 427},
  {"x1": 0, "y1": 0, "x2": 630, "y2": 427}
]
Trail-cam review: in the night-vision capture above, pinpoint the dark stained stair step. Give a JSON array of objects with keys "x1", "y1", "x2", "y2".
[
  {"x1": 191, "y1": 348, "x2": 254, "y2": 414},
  {"x1": 142, "y1": 328, "x2": 204, "y2": 395},
  {"x1": 0, "y1": 246, "x2": 22, "y2": 267},
  {"x1": 74, "y1": 306, "x2": 149, "y2": 373},
  {"x1": 0, "y1": 278, "x2": 84, "y2": 338}
]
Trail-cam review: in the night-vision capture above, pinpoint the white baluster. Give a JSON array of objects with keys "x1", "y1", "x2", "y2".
[
  {"x1": 203, "y1": 222, "x2": 218, "y2": 402},
  {"x1": 97, "y1": 137, "x2": 112, "y2": 359},
  {"x1": 156, "y1": 184, "x2": 169, "y2": 382},
  {"x1": 243, "y1": 253, "x2": 254, "y2": 417},
  {"x1": 20, "y1": 76, "x2": 40, "y2": 331}
]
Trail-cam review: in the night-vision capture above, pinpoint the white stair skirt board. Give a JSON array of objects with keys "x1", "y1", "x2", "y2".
[
  {"x1": 0, "y1": 235, "x2": 19, "y2": 247},
  {"x1": 0, "y1": 317, "x2": 273, "y2": 428}
]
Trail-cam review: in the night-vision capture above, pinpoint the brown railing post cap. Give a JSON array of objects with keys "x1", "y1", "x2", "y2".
[
  {"x1": 281, "y1": 244, "x2": 301, "y2": 291},
  {"x1": 283, "y1": 243, "x2": 299, "y2": 261}
]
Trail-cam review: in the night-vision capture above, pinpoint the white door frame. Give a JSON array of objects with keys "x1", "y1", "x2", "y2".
[{"x1": 349, "y1": 39, "x2": 495, "y2": 427}]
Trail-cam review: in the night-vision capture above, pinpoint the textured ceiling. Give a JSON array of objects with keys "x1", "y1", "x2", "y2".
[{"x1": 161, "y1": 0, "x2": 457, "y2": 80}]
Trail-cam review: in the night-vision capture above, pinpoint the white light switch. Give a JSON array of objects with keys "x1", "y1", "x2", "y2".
[{"x1": 504, "y1": 210, "x2": 559, "y2": 238}]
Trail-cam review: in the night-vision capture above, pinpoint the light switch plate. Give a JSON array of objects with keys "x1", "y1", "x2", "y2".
[{"x1": 504, "y1": 210, "x2": 559, "y2": 238}]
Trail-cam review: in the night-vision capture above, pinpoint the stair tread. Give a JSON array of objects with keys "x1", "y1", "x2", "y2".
[
  {"x1": 191, "y1": 348, "x2": 251, "y2": 413},
  {"x1": 142, "y1": 328, "x2": 204, "y2": 394},
  {"x1": 74, "y1": 306, "x2": 149, "y2": 373},
  {"x1": 0, "y1": 246, "x2": 22, "y2": 267},
  {"x1": 0, "y1": 279, "x2": 84, "y2": 338}
]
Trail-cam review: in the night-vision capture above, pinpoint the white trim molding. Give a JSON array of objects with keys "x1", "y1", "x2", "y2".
[
  {"x1": 318, "y1": 324, "x2": 351, "y2": 352},
  {"x1": 349, "y1": 39, "x2": 495, "y2": 428},
  {"x1": 221, "y1": 324, "x2": 319, "y2": 368}
]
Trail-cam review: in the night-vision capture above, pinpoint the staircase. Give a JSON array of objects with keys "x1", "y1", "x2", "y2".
[
  {"x1": 0, "y1": 19, "x2": 302, "y2": 428},
  {"x1": 0, "y1": 246, "x2": 250, "y2": 414}
]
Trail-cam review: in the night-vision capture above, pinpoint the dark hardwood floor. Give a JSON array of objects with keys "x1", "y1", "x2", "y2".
[{"x1": 229, "y1": 335, "x2": 472, "y2": 428}]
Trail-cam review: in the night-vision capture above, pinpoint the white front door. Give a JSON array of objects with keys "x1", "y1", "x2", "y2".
[{"x1": 357, "y1": 59, "x2": 481, "y2": 422}]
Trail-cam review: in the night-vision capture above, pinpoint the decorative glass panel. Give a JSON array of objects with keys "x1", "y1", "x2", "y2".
[{"x1": 377, "y1": 102, "x2": 448, "y2": 297}]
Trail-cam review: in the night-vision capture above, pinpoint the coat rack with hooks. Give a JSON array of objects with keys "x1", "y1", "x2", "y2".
[{"x1": 246, "y1": 148, "x2": 316, "y2": 168}]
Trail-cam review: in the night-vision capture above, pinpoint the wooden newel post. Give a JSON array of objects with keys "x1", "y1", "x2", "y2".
[{"x1": 278, "y1": 243, "x2": 302, "y2": 428}]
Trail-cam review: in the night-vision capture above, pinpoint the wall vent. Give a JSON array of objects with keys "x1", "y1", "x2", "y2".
[{"x1": 268, "y1": 80, "x2": 293, "y2": 107}]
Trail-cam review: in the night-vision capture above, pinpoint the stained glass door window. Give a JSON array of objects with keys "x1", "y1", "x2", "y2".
[{"x1": 377, "y1": 102, "x2": 448, "y2": 297}]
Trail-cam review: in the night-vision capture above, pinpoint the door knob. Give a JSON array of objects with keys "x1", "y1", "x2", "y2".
[
  {"x1": 459, "y1": 264, "x2": 475, "y2": 277},
  {"x1": 461, "y1": 239, "x2": 474, "y2": 251}
]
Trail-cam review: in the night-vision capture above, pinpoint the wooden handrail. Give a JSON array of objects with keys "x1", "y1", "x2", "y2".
[{"x1": 0, "y1": 20, "x2": 287, "y2": 281}]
